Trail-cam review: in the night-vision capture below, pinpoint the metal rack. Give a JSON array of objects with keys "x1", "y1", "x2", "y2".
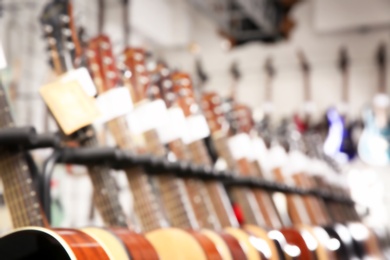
[{"x1": 0, "y1": 126, "x2": 356, "y2": 224}]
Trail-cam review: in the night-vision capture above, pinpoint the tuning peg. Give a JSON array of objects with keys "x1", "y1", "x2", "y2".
[
  {"x1": 43, "y1": 24, "x2": 53, "y2": 34},
  {"x1": 61, "y1": 28, "x2": 72, "y2": 37},
  {"x1": 60, "y1": 14, "x2": 70, "y2": 24}
]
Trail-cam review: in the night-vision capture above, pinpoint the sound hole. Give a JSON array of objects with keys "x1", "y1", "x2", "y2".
[{"x1": 0, "y1": 230, "x2": 70, "y2": 260}]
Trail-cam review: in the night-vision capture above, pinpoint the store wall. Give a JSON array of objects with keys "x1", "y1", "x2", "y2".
[{"x1": 162, "y1": 1, "x2": 390, "y2": 121}]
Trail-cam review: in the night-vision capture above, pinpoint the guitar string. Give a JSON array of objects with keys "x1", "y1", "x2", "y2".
[{"x1": 0, "y1": 88, "x2": 28, "y2": 228}]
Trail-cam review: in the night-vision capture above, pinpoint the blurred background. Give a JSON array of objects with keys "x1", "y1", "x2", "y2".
[{"x1": 0, "y1": 0, "x2": 390, "y2": 232}]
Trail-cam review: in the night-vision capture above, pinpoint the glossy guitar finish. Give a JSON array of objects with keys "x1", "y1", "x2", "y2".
[
  {"x1": 0, "y1": 227, "x2": 110, "y2": 259},
  {"x1": 146, "y1": 227, "x2": 222, "y2": 260},
  {"x1": 82, "y1": 227, "x2": 159, "y2": 259},
  {"x1": 202, "y1": 229, "x2": 248, "y2": 260}
]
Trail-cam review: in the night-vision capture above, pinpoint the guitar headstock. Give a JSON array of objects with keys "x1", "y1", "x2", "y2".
[
  {"x1": 226, "y1": 103, "x2": 254, "y2": 134},
  {"x1": 148, "y1": 60, "x2": 175, "y2": 106},
  {"x1": 86, "y1": 35, "x2": 120, "y2": 94},
  {"x1": 201, "y1": 92, "x2": 228, "y2": 134},
  {"x1": 40, "y1": 0, "x2": 80, "y2": 74},
  {"x1": 170, "y1": 71, "x2": 198, "y2": 116},
  {"x1": 121, "y1": 48, "x2": 150, "y2": 102}
]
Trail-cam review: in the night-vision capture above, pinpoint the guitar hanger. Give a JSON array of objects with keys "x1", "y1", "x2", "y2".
[
  {"x1": 264, "y1": 56, "x2": 275, "y2": 114},
  {"x1": 195, "y1": 58, "x2": 208, "y2": 88},
  {"x1": 297, "y1": 49, "x2": 311, "y2": 104},
  {"x1": 122, "y1": 0, "x2": 131, "y2": 46},
  {"x1": 97, "y1": 0, "x2": 105, "y2": 34},
  {"x1": 376, "y1": 42, "x2": 387, "y2": 94},
  {"x1": 338, "y1": 47, "x2": 349, "y2": 105},
  {"x1": 229, "y1": 60, "x2": 240, "y2": 102}
]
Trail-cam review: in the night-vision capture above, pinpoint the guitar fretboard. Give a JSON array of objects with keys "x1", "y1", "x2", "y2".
[
  {"x1": 77, "y1": 126, "x2": 128, "y2": 227},
  {"x1": 211, "y1": 134, "x2": 268, "y2": 226},
  {"x1": 0, "y1": 85, "x2": 46, "y2": 228},
  {"x1": 169, "y1": 138, "x2": 222, "y2": 229},
  {"x1": 107, "y1": 117, "x2": 168, "y2": 232},
  {"x1": 143, "y1": 129, "x2": 198, "y2": 229},
  {"x1": 186, "y1": 139, "x2": 239, "y2": 228}
]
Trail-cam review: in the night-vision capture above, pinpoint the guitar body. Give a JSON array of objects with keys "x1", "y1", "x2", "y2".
[
  {"x1": 243, "y1": 225, "x2": 283, "y2": 260},
  {"x1": 82, "y1": 227, "x2": 159, "y2": 259},
  {"x1": 323, "y1": 224, "x2": 360, "y2": 259},
  {"x1": 225, "y1": 226, "x2": 275, "y2": 260},
  {"x1": 146, "y1": 227, "x2": 221, "y2": 260},
  {"x1": 0, "y1": 227, "x2": 110, "y2": 259},
  {"x1": 279, "y1": 227, "x2": 317, "y2": 260},
  {"x1": 201, "y1": 229, "x2": 247, "y2": 260},
  {"x1": 296, "y1": 224, "x2": 336, "y2": 260},
  {"x1": 347, "y1": 222, "x2": 384, "y2": 259}
]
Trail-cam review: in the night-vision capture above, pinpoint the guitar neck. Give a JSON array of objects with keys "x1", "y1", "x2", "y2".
[
  {"x1": 273, "y1": 168, "x2": 316, "y2": 226},
  {"x1": 186, "y1": 139, "x2": 239, "y2": 228},
  {"x1": 142, "y1": 129, "x2": 199, "y2": 229},
  {"x1": 291, "y1": 173, "x2": 332, "y2": 226},
  {"x1": 342, "y1": 69, "x2": 349, "y2": 104},
  {"x1": 168, "y1": 138, "x2": 228, "y2": 229},
  {"x1": 378, "y1": 67, "x2": 387, "y2": 94},
  {"x1": 0, "y1": 85, "x2": 47, "y2": 228},
  {"x1": 107, "y1": 116, "x2": 168, "y2": 232},
  {"x1": 211, "y1": 134, "x2": 270, "y2": 226},
  {"x1": 76, "y1": 126, "x2": 128, "y2": 227},
  {"x1": 0, "y1": 152, "x2": 47, "y2": 228}
]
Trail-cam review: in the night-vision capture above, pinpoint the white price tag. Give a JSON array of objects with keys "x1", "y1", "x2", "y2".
[
  {"x1": 60, "y1": 67, "x2": 97, "y2": 97},
  {"x1": 283, "y1": 150, "x2": 308, "y2": 175},
  {"x1": 227, "y1": 133, "x2": 252, "y2": 160},
  {"x1": 0, "y1": 42, "x2": 6, "y2": 70},
  {"x1": 127, "y1": 99, "x2": 168, "y2": 134},
  {"x1": 157, "y1": 107, "x2": 188, "y2": 144},
  {"x1": 183, "y1": 115, "x2": 210, "y2": 144},
  {"x1": 268, "y1": 145, "x2": 288, "y2": 170},
  {"x1": 95, "y1": 87, "x2": 133, "y2": 124}
]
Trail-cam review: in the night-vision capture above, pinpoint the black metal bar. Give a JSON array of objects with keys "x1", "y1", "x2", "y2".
[
  {"x1": 38, "y1": 145, "x2": 355, "y2": 224},
  {"x1": 0, "y1": 127, "x2": 60, "y2": 150}
]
